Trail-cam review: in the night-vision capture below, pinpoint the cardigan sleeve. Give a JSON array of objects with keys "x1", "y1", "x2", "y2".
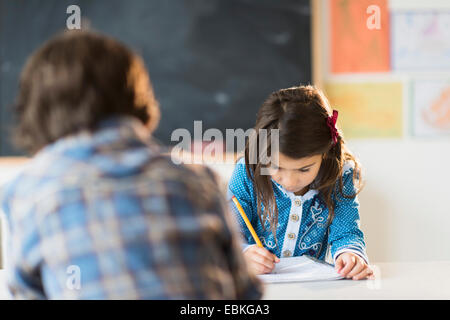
[{"x1": 328, "y1": 163, "x2": 369, "y2": 264}]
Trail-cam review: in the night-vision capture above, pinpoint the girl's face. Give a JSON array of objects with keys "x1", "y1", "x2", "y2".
[{"x1": 268, "y1": 153, "x2": 323, "y2": 195}]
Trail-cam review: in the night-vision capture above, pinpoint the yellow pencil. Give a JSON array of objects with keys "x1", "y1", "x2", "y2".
[{"x1": 231, "y1": 195, "x2": 263, "y2": 248}]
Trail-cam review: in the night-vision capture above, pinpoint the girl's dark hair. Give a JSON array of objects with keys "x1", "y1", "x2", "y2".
[
  {"x1": 13, "y1": 30, "x2": 160, "y2": 155},
  {"x1": 244, "y1": 85, "x2": 364, "y2": 239}
]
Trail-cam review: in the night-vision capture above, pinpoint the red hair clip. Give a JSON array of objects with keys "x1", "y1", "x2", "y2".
[{"x1": 326, "y1": 110, "x2": 339, "y2": 146}]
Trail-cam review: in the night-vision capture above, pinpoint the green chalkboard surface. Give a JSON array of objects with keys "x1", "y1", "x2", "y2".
[{"x1": 0, "y1": 0, "x2": 311, "y2": 155}]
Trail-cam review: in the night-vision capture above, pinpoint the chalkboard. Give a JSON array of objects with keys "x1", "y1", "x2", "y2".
[{"x1": 0, "y1": 0, "x2": 311, "y2": 155}]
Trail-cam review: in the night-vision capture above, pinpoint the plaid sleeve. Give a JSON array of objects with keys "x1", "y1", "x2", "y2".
[{"x1": 0, "y1": 179, "x2": 46, "y2": 299}]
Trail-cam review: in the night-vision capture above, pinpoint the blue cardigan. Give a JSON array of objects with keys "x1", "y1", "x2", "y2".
[{"x1": 227, "y1": 157, "x2": 368, "y2": 264}]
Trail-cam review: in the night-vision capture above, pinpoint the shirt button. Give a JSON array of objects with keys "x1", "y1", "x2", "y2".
[
  {"x1": 283, "y1": 250, "x2": 292, "y2": 257},
  {"x1": 291, "y1": 214, "x2": 299, "y2": 222},
  {"x1": 288, "y1": 233, "x2": 296, "y2": 240},
  {"x1": 294, "y1": 199, "x2": 302, "y2": 207}
]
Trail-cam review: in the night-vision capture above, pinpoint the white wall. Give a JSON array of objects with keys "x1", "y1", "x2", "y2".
[{"x1": 0, "y1": 160, "x2": 28, "y2": 269}]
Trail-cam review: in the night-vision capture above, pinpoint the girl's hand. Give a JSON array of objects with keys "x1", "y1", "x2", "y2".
[
  {"x1": 335, "y1": 252, "x2": 374, "y2": 280},
  {"x1": 244, "y1": 245, "x2": 280, "y2": 275}
]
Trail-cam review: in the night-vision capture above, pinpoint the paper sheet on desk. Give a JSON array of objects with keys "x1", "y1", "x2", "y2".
[{"x1": 258, "y1": 256, "x2": 344, "y2": 283}]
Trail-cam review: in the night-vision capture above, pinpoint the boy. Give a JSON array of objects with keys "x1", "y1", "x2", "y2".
[{"x1": 0, "y1": 30, "x2": 262, "y2": 299}]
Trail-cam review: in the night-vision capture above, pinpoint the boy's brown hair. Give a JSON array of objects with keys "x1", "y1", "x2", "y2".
[{"x1": 13, "y1": 30, "x2": 160, "y2": 155}]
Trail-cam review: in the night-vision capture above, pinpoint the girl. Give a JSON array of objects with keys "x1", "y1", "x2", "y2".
[{"x1": 228, "y1": 85, "x2": 373, "y2": 280}]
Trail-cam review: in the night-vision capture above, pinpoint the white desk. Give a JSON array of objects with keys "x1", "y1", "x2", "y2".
[
  {"x1": 0, "y1": 262, "x2": 449, "y2": 299},
  {"x1": 263, "y1": 261, "x2": 450, "y2": 299}
]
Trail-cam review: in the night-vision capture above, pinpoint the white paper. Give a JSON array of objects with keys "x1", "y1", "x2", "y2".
[{"x1": 258, "y1": 256, "x2": 344, "y2": 283}]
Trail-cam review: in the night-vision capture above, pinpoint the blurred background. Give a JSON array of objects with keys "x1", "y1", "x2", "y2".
[{"x1": 0, "y1": 0, "x2": 449, "y2": 267}]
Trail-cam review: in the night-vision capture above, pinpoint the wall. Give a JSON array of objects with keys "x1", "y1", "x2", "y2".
[
  {"x1": 347, "y1": 139, "x2": 450, "y2": 262},
  {"x1": 316, "y1": 0, "x2": 450, "y2": 262}
]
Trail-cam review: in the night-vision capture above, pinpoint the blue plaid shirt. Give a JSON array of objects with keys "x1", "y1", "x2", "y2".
[{"x1": 0, "y1": 116, "x2": 262, "y2": 299}]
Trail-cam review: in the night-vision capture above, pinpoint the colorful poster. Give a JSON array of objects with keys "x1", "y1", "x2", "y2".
[
  {"x1": 411, "y1": 80, "x2": 450, "y2": 136},
  {"x1": 330, "y1": 0, "x2": 390, "y2": 73},
  {"x1": 324, "y1": 82, "x2": 403, "y2": 138},
  {"x1": 391, "y1": 12, "x2": 450, "y2": 70}
]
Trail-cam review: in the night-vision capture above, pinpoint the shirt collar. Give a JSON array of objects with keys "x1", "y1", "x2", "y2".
[
  {"x1": 272, "y1": 179, "x2": 319, "y2": 201},
  {"x1": 31, "y1": 115, "x2": 165, "y2": 178}
]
